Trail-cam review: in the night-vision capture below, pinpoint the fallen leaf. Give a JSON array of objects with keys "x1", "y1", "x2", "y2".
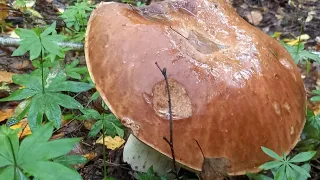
[
  {"x1": 200, "y1": 157, "x2": 231, "y2": 180},
  {"x1": 83, "y1": 152, "x2": 97, "y2": 161},
  {"x1": 245, "y1": 11, "x2": 263, "y2": 25},
  {"x1": 0, "y1": 108, "x2": 14, "y2": 122},
  {"x1": 10, "y1": 118, "x2": 32, "y2": 138},
  {"x1": 0, "y1": 2, "x2": 8, "y2": 23},
  {"x1": 96, "y1": 135, "x2": 125, "y2": 150},
  {"x1": 284, "y1": 34, "x2": 310, "y2": 46},
  {"x1": 0, "y1": 71, "x2": 15, "y2": 83}
]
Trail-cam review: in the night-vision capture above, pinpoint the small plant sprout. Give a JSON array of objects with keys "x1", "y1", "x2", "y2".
[{"x1": 259, "y1": 146, "x2": 316, "y2": 180}]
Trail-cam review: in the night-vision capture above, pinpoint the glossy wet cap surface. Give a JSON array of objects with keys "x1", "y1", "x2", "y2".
[{"x1": 85, "y1": 0, "x2": 306, "y2": 175}]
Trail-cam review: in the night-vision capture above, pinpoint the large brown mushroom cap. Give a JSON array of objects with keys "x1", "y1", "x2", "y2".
[{"x1": 85, "y1": 0, "x2": 306, "y2": 175}]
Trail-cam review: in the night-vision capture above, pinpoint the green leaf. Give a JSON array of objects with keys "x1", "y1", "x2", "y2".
[
  {"x1": 289, "y1": 151, "x2": 316, "y2": 163},
  {"x1": 259, "y1": 161, "x2": 283, "y2": 170},
  {"x1": 48, "y1": 93, "x2": 82, "y2": 109},
  {"x1": 22, "y1": 138, "x2": 80, "y2": 162},
  {"x1": 246, "y1": 172, "x2": 273, "y2": 180},
  {"x1": 286, "y1": 164, "x2": 296, "y2": 180},
  {"x1": 88, "y1": 121, "x2": 103, "y2": 137},
  {"x1": 53, "y1": 155, "x2": 88, "y2": 166},
  {"x1": 0, "y1": 89, "x2": 37, "y2": 102},
  {"x1": 297, "y1": 164, "x2": 311, "y2": 180},
  {"x1": 44, "y1": 97, "x2": 62, "y2": 128},
  {"x1": 261, "y1": 147, "x2": 283, "y2": 161},
  {"x1": 113, "y1": 124, "x2": 124, "y2": 138},
  {"x1": 18, "y1": 123, "x2": 54, "y2": 165},
  {"x1": 274, "y1": 165, "x2": 285, "y2": 180},
  {"x1": 0, "y1": 165, "x2": 15, "y2": 180},
  {"x1": 21, "y1": 161, "x2": 82, "y2": 180},
  {"x1": 48, "y1": 81, "x2": 93, "y2": 93},
  {"x1": 310, "y1": 96, "x2": 320, "y2": 102},
  {"x1": 89, "y1": 91, "x2": 100, "y2": 102},
  {"x1": 79, "y1": 108, "x2": 101, "y2": 119},
  {"x1": 289, "y1": 163, "x2": 311, "y2": 178},
  {"x1": 7, "y1": 99, "x2": 32, "y2": 126},
  {"x1": 27, "y1": 94, "x2": 45, "y2": 131},
  {"x1": 0, "y1": 126, "x2": 19, "y2": 167}
]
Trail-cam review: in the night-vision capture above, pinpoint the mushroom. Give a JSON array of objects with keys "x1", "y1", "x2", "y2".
[{"x1": 84, "y1": 0, "x2": 306, "y2": 177}]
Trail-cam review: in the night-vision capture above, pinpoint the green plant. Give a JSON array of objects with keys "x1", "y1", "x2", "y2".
[
  {"x1": 258, "y1": 147, "x2": 316, "y2": 180},
  {"x1": 137, "y1": 166, "x2": 168, "y2": 180},
  {"x1": 60, "y1": 0, "x2": 94, "y2": 42},
  {"x1": 0, "y1": 22, "x2": 93, "y2": 131},
  {"x1": 0, "y1": 122, "x2": 85, "y2": 180},
  {"x1": 281, "y1": 42, "x2": 320, "y2": 65},
  {"x1": 76, "y1": 108, "x2": 124, "y2": 138}
]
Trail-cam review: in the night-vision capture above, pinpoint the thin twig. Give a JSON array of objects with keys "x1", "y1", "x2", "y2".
[
  {"x1": 155, "y1": 62, "x2": 179, "y2": 179},
  {"x1": 146, "y1": 0, "x2": 152, "y2": 5},
  {"x1": 0, "y1": 37, "x2": 84, "y2": 51}
]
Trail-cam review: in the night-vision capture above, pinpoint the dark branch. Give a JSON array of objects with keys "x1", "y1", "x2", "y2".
[
  {"x1": 146, "y1": 0, "x2": 152, "y2": 5},
  {"x1": 155, "y1": 62, "x2": 179, "y2": 180}
]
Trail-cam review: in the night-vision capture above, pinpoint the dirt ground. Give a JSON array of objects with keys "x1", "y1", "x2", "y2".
[{"x1": 1, "y1": 0, "x2": 320, "y2": 179}]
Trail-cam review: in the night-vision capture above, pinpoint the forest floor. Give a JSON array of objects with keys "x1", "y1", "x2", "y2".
[{"x1": 0, "y1": 0, "x2": 320, "y2": 180}]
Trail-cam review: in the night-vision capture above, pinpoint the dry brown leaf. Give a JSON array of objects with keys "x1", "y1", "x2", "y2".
[
  {"x1": 0, "y1": 71, "x2": 15, "y2": 83},
  {"x1": 10, "y1": 118, "x2": 32, "y2": 138},
  {"x1": 200, "y1": 157, "x2": 231, "y2": 180},
  {"x1": 0, "y1": 108, "x2": 14, "y2": 122},
  {"x1": 96, "y1": 135, "x2": 125, "y2": 150},
  {"x1": 245, "y1": 11, "x2": 263, "y2": 25},
  {"x1": 0, "y1": 2, "x2": 8, "y2": 23}
]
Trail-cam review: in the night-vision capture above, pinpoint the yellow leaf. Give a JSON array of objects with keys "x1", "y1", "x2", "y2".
[
  {"x1": 0, "y1": 71, "x2": 15, "y2": 83},
  {"x1": 83, "y1": 152, "x2": 97, "y2": 161},
  {"x1": 96, "y1": 135, "x2": 125, "y2": 150},
  {"x1": 0, "y1": 109, "x2": 14, "y2": 122},
  {"x1": 273, "y1": 32, "x2": 282, "y2": 39},
  {"x1": 10, "y1": 118, "x2": 32, "y2": 138},
  {"x1": 286, "y1": 39, "x2": 300, "y2": 46}
]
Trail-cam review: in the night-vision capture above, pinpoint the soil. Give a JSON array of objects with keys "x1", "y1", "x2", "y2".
[{"x1": 0, "y1": 0, "x2": 320, "y2": 180}]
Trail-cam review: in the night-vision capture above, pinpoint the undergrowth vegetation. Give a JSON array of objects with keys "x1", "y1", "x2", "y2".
[{"x1": 0, "y1": 0, "x2": 320, "y2": 180}]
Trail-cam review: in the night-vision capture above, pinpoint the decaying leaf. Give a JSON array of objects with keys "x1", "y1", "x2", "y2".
[
  {"x1": 0, "y1": 71, "x2": 15, "y2": 83},
  {"x1": 83, "y1": 152, "x2": 97, "y2": 161},
  {"x1": 245, "y1": 11, "x2": 263, "y2": 25},
  {"x1": 96, "y1": 135, "x2": 125, "y2": 150},
  {"x1": 0, "y1": 108, "x2": 14, "y2": 122},
  {"x1": 10, "y1": 118, "x2": 32, "y2": 138},
  {"x1": 200, "y1": 157, "x2": 231, "y2": 180}
]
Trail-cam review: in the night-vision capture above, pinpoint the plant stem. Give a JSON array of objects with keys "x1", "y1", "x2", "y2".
[
  {"x1": 155, "y1": 62, "x2": 179, "y2": 179},
  {"x1": 103, "y1": 130, "x2": 107, "y2": 179},
  {"x1": 41, "y1": 49, "x2": 45, "y2": 93},
  {"x1": 7, "y1": 136, "x2": 17, "y2": 179}
]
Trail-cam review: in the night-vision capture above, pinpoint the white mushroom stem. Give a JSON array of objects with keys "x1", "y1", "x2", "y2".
[{"x1": 123, "y1": 134, "x2": 181, "y2": 178}]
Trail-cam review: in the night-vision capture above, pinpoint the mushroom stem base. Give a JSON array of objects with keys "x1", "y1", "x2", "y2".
[{"x1": 123, "y1": 134, "x2": 181, "y2": 178}]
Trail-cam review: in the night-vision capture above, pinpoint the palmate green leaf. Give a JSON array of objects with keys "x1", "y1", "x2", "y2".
[
  {"x1": 282, "y1": 42, "x2": 320, "y2": 64},
  {"x1": 286, "y1": 164, "x2": 296, "y2": 180},
  {"x1": 12, "y1": 28, "x2": 42, "y2": 60},
  {"x1": 274, "y1": 165, "x2": 285, "y2": 180},
  {"x1": 289, "y1": 164, "x2": 311, "y2": 178},
  {"x1": 259, "y1": 161, "x2": 283, "y2": 170},
  {"x1": 18, "y1": 123, "x2": 54, "y2": 165},
  {"x1": 261, "y1": 147, "x2": 283, "y2": 161},
  {"x1": 289, "y1": 151, "x2": 316, "y2": 163},
  {"x1": 47, "y1": 81, "x2": 93, "y2": 92},
  {"x1": 21, "y1": 138, "x2": 80, "y2": 163},
  {"x1": 27, "y1": 94, "x2": 46, "y2": 131},
  {"x1": 47, "y1": 93, "x2": 82, "y2": 109},
  {"x1": 0, "y1": 126, "x2": 20, "y2": 167},
  {"x1": 113, "y1": 124, "x2": 124, "y2": 138},
  {"x1": 21, "y1": 161, "x2": 82, "y2": 180},
  {"x1": 44, "y1": 97, "x2": 62, "y2": 128},
  {"x1": 0, "y1": 89, "x2": 37, "y2": 102},
  {"x1": 0, "y1": 166, "x2": 15, "y2": 180},
  {"x1": 297, "y1": 164, "x2": 311, "y2": 180},
  {"x1": 310, "y1": 96, "x2": 320, "y2": 102},
  {"x1": 53, "y1": 155, "x2": 88, "y2": 167}
]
